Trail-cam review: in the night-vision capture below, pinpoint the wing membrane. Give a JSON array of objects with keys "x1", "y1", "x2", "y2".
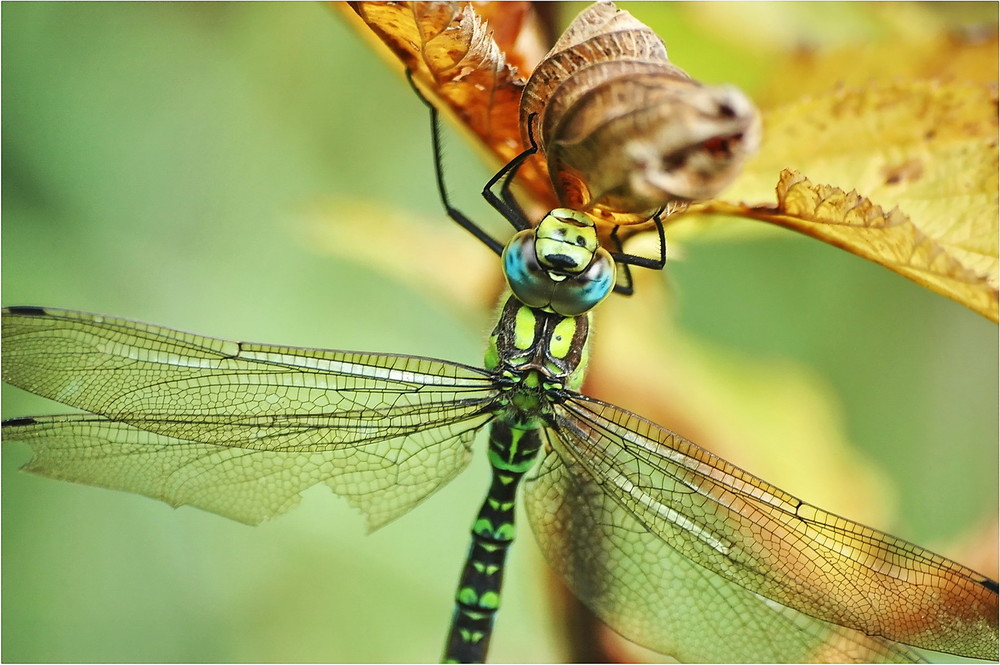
[
  {"x1": 2, "y1": 307, "x2": 499, "y2": 526},
  {"x1": 523, "y1": 395, "x2": 997, "y2": 662}
]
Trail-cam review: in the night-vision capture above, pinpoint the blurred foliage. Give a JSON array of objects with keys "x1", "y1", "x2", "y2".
[{"x1": 2, "y1": 3, "x2": 996, "y2": 663}]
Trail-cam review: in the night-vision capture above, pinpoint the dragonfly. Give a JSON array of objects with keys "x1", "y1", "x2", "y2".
[
  {"x1": 3, "y1": 203, "x2": 998, "y2": 662},
  {"x1": 3, "y1": 4, "x2": 997, "y2": 662}
]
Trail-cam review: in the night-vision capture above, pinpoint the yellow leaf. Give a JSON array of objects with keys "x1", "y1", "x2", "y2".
[
  {"x1": 756, "y1": 29, "x2": 999, "y2": 109},
  {"x1": 729, "y1": 81, "x2": 998, "y2": 207},
  {"x1": 687, "y1": 2, "x2": 998, "y2": 107},
  {"x1": 716, "y1": 81, "x2": 998, "y2": 320},
  {"x1": 712, "y1": 170, "x2": 999, "y2": 321}
]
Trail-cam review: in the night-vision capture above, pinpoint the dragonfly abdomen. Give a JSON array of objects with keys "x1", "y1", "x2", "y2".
[{"x1": 444, "y1": 422, "x2": 544, "y2": 663}]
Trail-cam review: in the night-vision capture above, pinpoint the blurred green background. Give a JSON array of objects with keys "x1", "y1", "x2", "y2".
[{"x1": 2, "y1": 3, "x2": 996, "y2": 663}]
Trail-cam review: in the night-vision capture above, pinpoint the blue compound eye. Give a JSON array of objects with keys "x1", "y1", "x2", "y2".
[
  {"x1": 502, "y1": 223, "x2": 617, "y2": 316},
  {"x1": 502, "y1": 230, "x2": 553, "y2": 310},
  {"x1": 548, "y1": 248, "x2": 616, "y2": 316}
]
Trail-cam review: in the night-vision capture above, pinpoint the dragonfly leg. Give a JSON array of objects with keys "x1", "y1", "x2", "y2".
[
  {"x1": 479, "y1": 113, "x2": 539, "y2": 232},
  {"x1": 609, "y1": 209, "x2": 668, "y2": 295},
  {"x1": 408, "y1": 69, "x2": 505, "y2": 256}
]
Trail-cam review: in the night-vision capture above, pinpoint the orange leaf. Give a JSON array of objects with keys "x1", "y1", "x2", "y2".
[{"x1": 341, "y1": 1, "x2": 556, "y2": 208}]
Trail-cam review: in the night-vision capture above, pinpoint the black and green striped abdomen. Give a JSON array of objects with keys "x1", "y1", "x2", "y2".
[{"x1": 444, "y1": 422, "x2": 544, "y2": 663}]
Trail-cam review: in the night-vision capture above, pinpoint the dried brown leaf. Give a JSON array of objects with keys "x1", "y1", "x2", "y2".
[
  {"x1": 342, "y1": 1, "x2": 556, "y2": 207},
  {"x1": 344, "y1": 2, "x2": 762, "y2": 226},
  {"x1": 468, "y1": 1, "x2": 547, "y2": 76},
  {"x1": 520, "y1": 2, "x2": 760, "y2": 224}
]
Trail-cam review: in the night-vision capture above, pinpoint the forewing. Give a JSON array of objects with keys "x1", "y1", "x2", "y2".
[
  {"x1": 523, "y1": 395, "x2": 997, "y2": 662},
  {"x1": 2, "y1": 307, "x2": 498, "y2": 527}
]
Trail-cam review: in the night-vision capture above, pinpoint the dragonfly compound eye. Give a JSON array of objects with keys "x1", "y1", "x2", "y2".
[
  {"x1": 547, "y1": 247, "x2": 616, "y2": 316},
  {"x1": 503, "y1": 230, "x2": 551, "y2": 311},
  {"x1": 502, "y1": 220, "x2": 616, "y2": 317}
]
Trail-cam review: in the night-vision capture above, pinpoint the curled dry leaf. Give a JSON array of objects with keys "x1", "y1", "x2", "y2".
[
  {"x1": 342, "y1": 1, "x2": 556, "y2": 208},
  {"x1": 467, "y1": 1, "x2": 548, "y2": 77},
  {"x1": 521, "y1": 1, "x2": 761, "y2": 224},
  {"x1": 713, "y1": 80, "x2": 999, "y2": 321}
]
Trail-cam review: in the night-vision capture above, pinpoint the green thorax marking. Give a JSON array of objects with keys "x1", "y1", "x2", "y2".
[{"x1": 485, "y1": 294, "x2": 590, "y2": 398}]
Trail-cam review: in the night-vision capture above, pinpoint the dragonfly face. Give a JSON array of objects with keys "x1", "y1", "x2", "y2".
[{"x1": 501, "y1": 210, "x2": 616, "y2": 316}]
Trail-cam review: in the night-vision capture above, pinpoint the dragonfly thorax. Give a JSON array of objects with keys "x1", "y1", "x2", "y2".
[
  {"x1": 485, "y1": 295, "x2": 590, "y2": 401},
  {"x1": 501, "y1": 209, "x2": 616, "y2": 316}
]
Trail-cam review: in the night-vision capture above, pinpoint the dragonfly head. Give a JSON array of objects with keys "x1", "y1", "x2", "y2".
[{"x1": 501, "y1": 209, "x2": 616, "y2": 316}]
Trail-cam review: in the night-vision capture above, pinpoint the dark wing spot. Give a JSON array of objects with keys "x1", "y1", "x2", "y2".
[
  {"x1": 4, "y1": 306, "x2": 48, "y2": 316},
  {"x1": 3, "y1": 416, "x2": 40, "y2": 429}
]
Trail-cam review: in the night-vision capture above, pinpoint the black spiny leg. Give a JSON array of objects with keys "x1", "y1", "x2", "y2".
[
  {"x1": 479, "y1": 113, "x2": 540, "y2": 232},
  {"x1": 608, "y1": 209, "x2": 667, "y2": 295},
  {"x1": 408, "y1": 69, "x2": 506, "y2": 256},
  {"x1": 409, "y1": 69, "x2": 539, "y2": 256}
]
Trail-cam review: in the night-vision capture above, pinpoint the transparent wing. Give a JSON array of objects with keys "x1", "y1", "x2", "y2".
[
  {"x1": 2, "y1": 307, "x2": 498, "y2": 526},
  {"x1": 524, "y1": 395, "x2": 997, "y2": 662}
]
